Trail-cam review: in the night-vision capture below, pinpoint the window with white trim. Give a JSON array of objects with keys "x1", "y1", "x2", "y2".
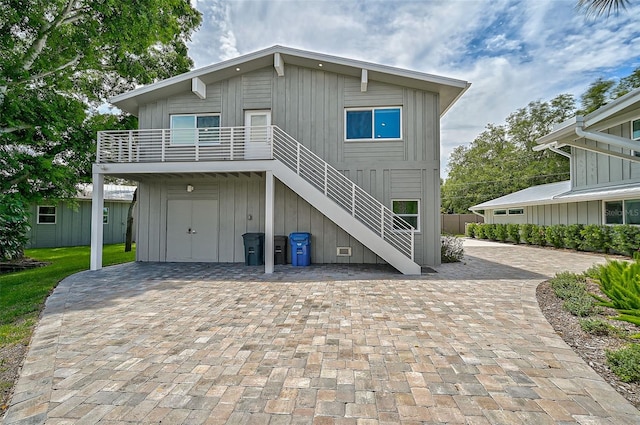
[
  {"x1": 392, "y1": 199, "x2": 419, "y2": 231},
  {"x1": 493, "y1": 210, "x2": 507, "y2": 216},
  {"x1": 604, "y1": 199, "x2": 640, "y2": 225},
  {"x1": 170, "y1": 113, "x2": 220, "y2": 145},
  {"x1": 345, "y1": 107, "x2": 401, "y2": 141},
  {"x1": 103, "y1": 207, "x2": 109, "y2": 224},
  {"x1": 37, "y1": 206, "x2": 56, "y2": 224},
  {"x1": 508, "y1": 208, "x2": 524, "y2": 215},
  {"x1": 632, "y1": 119, "x2": 640, "y2": 157}
]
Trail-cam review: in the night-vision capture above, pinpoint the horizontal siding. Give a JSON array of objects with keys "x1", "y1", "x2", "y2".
[{"x1": 343, "y1": 142, "x2": 405, "y2": 161}]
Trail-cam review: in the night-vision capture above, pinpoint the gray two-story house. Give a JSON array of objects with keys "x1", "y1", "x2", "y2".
[
  {"x1": 90, "y1": 46, "x2": 470, "y2": 274},
  {"x1": 471, "y1": 87, "x2": 640, "y2": 226}
]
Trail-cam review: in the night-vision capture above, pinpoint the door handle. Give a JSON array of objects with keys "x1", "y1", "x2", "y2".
[{"x1": 187, "y1": 228, "x2": 197, "y2": 234}]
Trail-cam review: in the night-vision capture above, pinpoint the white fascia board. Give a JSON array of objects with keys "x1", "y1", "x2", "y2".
[
  {"x1": 536, "y1": 117, "x2": 578, "y2": 145},
  {"x1": 92, "y1": 160, "x2": 277, "y2": 175},
  {"x1": 584, "y1": 86, "x2": 640, "y2": 128}
]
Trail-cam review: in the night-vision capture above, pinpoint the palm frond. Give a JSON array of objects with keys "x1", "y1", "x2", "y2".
[{"x1": 577, "y1": 0, "x2": 631, "y2": 16}]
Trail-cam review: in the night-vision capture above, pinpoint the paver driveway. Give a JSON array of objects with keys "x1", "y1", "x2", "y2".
[{"x1": 3, "y1": 240, "x2": 640, "y2": 424}]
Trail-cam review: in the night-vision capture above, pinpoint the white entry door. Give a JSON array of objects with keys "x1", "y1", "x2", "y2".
[
  {"x1": 244, "y1": 110, "x2": 271, "y2": 159},
  {"x1": 166, "y1": 199, "x2": 219, "y2": 261}
]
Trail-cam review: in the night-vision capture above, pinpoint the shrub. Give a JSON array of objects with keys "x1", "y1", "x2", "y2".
[
  {"x1": 606, "y1": 344, "x2": 640, "y2": 383},
  {"x1": 441, "y1": 235, "x2": 464, "y2": 263},
  {"x1": 564, "y1": 294, "x2": 598, "y2": 317},
  {"x1": 579, "y1": 318, "x2": 623, "y2": 337},
  {"x1": 584, "y1": 263, "x2": 603, "y2": 280},
  {"x1": 507, "y1": 224, "x2": 521, "y2": 244},
  {"x1": 466, "y1": 222, "x2": 477, "y2": 238},
  {"x1": 0, "y1": 194, "x2": 30, "y2": 261},
  {"x1": 531, "y1": 225, "x2": 547, "y2": 246},
  {"x1": 580, "y1": 224, "x2": 611, "y2": 253},
  {"x1": 475, "y1": 224, "x2": 487, "y2": 239},
  {"x1": 521, "y1": 224, "x2": 535, "y2": 244},
  {"x1": 545, "y1": 225, "x2": 566, "y2": 248},
  {"x1": 610, "y1": 225, "x2": 640, "y2": 257},
  {"x1": 563, "y1": 224, "x2": 584, "y2": 250},
  {"x1": 592, "y1": 258, "x2": 640, "y2": 328},
  {"x1": 494, "y1": 224, "x2": 508, "y2": 242},
  {"x1": 484, "y1": 224, "x2": 496, "y2": 241},
  {"x1": 550, "y1": 272, "x2": 587, "y2": 300}
]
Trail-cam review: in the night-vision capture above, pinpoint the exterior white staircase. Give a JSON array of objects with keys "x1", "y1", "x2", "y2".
[
  {"x1": 97, "y1": 125, "x2": 422, "y2": 274},
  {"x1": 270, "y1": 127, "x2": 421, "y2": 275}
]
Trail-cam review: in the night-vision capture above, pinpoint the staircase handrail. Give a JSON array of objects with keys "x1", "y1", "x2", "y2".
[{"x1": 270, "y1": 126, "x2": 415, "y2": 261}]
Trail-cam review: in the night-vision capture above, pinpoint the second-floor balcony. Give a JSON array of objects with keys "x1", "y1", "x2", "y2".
[{"x1": 97, "y1": 126, "x2": 274, "y2": 164}]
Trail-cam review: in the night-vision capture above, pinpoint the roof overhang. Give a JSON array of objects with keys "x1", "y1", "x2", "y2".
[
  {"x1": 110, "y1": 45, "x2": 470, "y2": 117},
  {"x1": 535, "y1": 87, "x2": 640, "y2": 162}
]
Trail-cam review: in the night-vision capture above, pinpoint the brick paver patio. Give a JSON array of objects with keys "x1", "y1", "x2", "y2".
[{"x1": 3, "y1": 239, "x2": 639, "y2": 424}]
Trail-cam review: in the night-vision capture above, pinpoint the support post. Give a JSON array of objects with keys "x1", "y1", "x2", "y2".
[
  {"x1": 90, "y1": 170, "x2": 105, "y2": 270},
  {"x1": 264, "y1": 170, "x2": 275, "y2": 274}
]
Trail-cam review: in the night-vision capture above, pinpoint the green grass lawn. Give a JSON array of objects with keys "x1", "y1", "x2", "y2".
[{"x1": 0, "y1": 244, "x2": 135, "y2": 346}]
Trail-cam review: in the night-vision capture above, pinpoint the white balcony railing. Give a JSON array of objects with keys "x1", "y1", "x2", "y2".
[{"x1": 97, "y1": 126, "x2": 415, "y2": 261}]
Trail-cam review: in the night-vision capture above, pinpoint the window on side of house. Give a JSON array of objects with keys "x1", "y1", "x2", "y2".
[
  {"x1": 103, "y1": 207, "x2": 109, "y2": 224},
  {"x1": 605, "y1": 200, "x2": 626, "y2": 224},
  {"x1": 345, "y1": 107, "x2": 401, "y2": 141},
  {"x1": 493, "y1": 209, "x2": 507, "y2": 216},
  {"x1": 170, "y1": 113, "x2": 221, "y2": 145},
  {"x1": 624, "y1": 199, "x2": 640, "y2": 225},
  {"x1": 392, "y1": 199, "x2": 419, "y2": 231},
  {"x1": 37, "y1": 206, "x2": 56, "y2": 224},
  {"x1": 508, "y1": 208, "x2": 524, "y2": 215}
]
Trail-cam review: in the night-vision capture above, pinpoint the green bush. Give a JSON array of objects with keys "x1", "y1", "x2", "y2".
[
  {"x1": 584, "y1": 263, "x2": 603, "y2": 280},
  {"x1": 507, "y1": 224, "x2": 521, "y2": 244},
  {"x1": 580, "y1": 224, "x2": 611, "y2": 253},
  {"x1": 579, "y1": 318, "x2": 623, "y2": 337},
  {"x1": 564, "y1": 294, "x2": 598, "y2": 317},
  {"x1": 521, "y1": 224, "x2": 535, "y2": 245},
  {"x1": 484, "y1": 224, "x2": 496, "y2": 240},
  {"x1": 466, "y1": 222, "x2": 477, "y2": 238},
  {"x1": 592, "y1": 259, "x2": 640, "y2": 328},
  {"x1": 0, "y1": 194, "x2": 30, "y2": 261},
  {"x1": 563, "y1": 224, "x2": 584, "y2": 251},
  {"x1": 545, "y1": 225, "x2": 566, "y2": 248},
  {"x1": 475, "y1": 224, "x2": 487, "y2": 239},
  {"x1": 441, "y1": 235, "x2": 464, "y2": 263},
  {"x1": 550, "y1": 272, "x2": 587, "y2": 300},
  {"x1": 606, "y1": 344, "x2": 640, "y2": 383},
  {"x1": 531, "y1": 225, "x2": 547, "y2": 246},
  {"x1": 494, "y1": 224, "x2": 508, "y2": 242},
  {"x1": 610, "y1": 225, "x2": 640, "y2": 256}
]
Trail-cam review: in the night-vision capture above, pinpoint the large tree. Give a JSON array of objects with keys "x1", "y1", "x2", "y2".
[
  {"x1": 441, "y1": 95, "x2": 575, "y2": 214},
  {"x1": 1, "y1": 0, "x2": 202, "y2": 203}
]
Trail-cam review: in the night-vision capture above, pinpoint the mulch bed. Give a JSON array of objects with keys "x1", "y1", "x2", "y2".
[{"x1": 536, "y1": 279, "x2": 640, "y2": 409}]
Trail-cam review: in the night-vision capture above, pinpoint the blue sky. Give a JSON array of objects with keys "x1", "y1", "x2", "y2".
[{"x1": 187, "y1": 0, "x2": 640, "y2": 176}]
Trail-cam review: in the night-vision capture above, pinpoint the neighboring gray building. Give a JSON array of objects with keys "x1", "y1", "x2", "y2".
[
  {"x1": 27, "y1": 184, "x2": 136, "y2": 248},
  {"x1": 90, "y1": 46, "x2": 470, "y2": 274},
  {"x1": 471, "y1": 87, "x2": 640, "y2": 226}
]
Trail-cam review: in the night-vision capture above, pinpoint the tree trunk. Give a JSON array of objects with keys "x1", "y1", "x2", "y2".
[{"x1": 125, "y1": 188, "x2": 137, "y2": 252}]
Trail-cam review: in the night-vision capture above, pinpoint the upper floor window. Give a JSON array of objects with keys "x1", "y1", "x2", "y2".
[
  {"x1": 392, "y1": 199, "x2": 419, "y2": 231},
  {"x1": 604, "y1": 199, "x2": 640, "y2": 225},
  {"x1": 345, "y1": 107, "x2": 401, "y2": 141},
  {"x1": 633, "y1": 119, "x2": 640, "y2": 140},
  {"x1": 103, "y1": 207, "x2": 109, "y2": 224},
  {"x1": 170, "y1": 113, "x2": 220, "y2": 145},
  {"x1": 37, "y1": 206, "x2": 56, "y2": 224}
]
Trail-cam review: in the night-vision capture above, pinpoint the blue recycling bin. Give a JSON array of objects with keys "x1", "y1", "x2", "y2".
[{"x1": 289, "y1": 232, "x2": 311, "y2": 266}]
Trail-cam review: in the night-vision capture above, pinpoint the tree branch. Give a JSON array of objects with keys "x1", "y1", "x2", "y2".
[
  {"x1": 26, "y1": 56, "x2": 82, "y2": 82},
  {"x1": 0, "y1": 125, "x2": 32, "y2": 134},
  {"x1": 22, "y1": 0, "x2": 80, "y2": 71}
]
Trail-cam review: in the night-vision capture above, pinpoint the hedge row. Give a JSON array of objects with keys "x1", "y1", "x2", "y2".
[{"x1": 466, "y1": 222, "x2": 640, "y2": 256}]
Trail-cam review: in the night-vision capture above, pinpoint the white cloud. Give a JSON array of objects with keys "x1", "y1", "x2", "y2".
[{"x1": 186, "y1": 0, "x2": 640, "y2": 177}]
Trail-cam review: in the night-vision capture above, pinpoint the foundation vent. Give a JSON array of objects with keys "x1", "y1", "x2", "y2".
[{"x1": 336, "y1": 247, "x2": 352, "y2": 257}]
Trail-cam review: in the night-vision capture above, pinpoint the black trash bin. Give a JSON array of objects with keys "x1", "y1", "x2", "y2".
[
  {"x1": 242, "y1": 233, "x2": 265, "y2": 265},
  {"x1": 289, "y1": 232, "x2": 311, "y2": 266},
  {"x1": 274, "y1": 235, "x2": 287, "y2": 265}
]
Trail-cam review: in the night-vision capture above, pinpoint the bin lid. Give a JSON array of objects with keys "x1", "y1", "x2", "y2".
[
  {"x1": 289, "y1": 232, "x2": 310, "y2": 240},
  {"x1": 242, "y1": 232, "x2": 265, "y2": 240}
]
